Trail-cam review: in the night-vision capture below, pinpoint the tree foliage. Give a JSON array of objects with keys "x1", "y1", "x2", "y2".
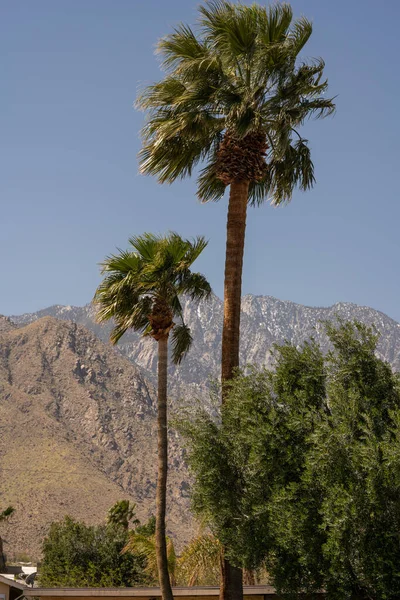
[
  {"x1": 178, "y1": 321, "x2": 400, "y2": 599},
  {"x1": 107, "y1": 500, "x2": 139, "y2": 532},
  {"x1": 39, "y1": 516, "x2": 147, "y2": 587}
]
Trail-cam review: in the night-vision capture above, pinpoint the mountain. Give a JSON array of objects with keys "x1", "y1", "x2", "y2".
[
  {"x1": 4, "y1": 294, "x2": 400, "y2": 558},
  {"x1": 12, "y1": 295, "x2": 400, "y2": 398},
  {"x1": 0, "y1": 315, "x2": 16, "y2": 334},
  {"x1": 0, "y1": 317, "x2": 192, "y2": 560}
]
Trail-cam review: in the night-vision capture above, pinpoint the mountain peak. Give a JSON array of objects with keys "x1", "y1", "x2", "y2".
[{"x1": 0, "y1": 314, "x2": 17, "y2": 333}]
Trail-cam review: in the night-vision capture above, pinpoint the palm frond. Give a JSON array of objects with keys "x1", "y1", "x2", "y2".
[
  {"x1": 128, "y1": 232, "x2": 161, "y2": 261},
  {"x1": 100, "y1": 250, "x2": 142, "y2": 275},
  {"x1": 115, "y1": 296, "x2": 154, "y2": 339},
  {"x1": 137, "y1": 78, "x2": 187, "y2": 110},
  {"x1": 259, "y1": 3, "x2": 293, "y2": 45},
  {"x1": 170, "y1": 293, "x2": 183, "y2": 319},
  {"x1": 123, "y1": 532, "x2": 177, "y2": 583},
  {"x1": 171, "y1": 323, "x2": 193, "y2": 365},
  {"x1": 201, "y1": 0, "x2": 257, "y2": 58},
  {"x1": 197, "y1": 140, "x2": 227, "y2": 203},
  {"x1": 262, "y1": 138, "x2": 315, "y2": 206},
  {"x1": 139, "y1": 133, "x2": 213, "y2": 183},
  {"x1": 177, "y1": 534, "x2": 221, "y2": 586},
  {"x1": 287, "y1": 16, "x2": 313, "y2": 54},
  {"x1": 182, "y1": 235, "x2": 209, "y2": 266},
  {"x1": 177, "y1": 272, "x2": 212, "y2": 301},
  {"x1": 197, "y1": 163, "x2": 226, "y2": 202},
  {"x1": 157, "y1": 23, "x2": 209, "y2": 71}
]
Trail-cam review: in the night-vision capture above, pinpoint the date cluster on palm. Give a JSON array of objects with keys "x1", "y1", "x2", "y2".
[
  {"x1": 149, "y1": 301, "x2": 174, "y2": 341},
  {"x1": 216, "y1": 131, "x2": 268, "y2": 185}
]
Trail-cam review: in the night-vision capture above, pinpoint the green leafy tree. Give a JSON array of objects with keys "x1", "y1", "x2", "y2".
[
  {"x1": 137, "y1": 5, "x2": 334, "y2": 594},
  {"x1": 107, "y1": 500, "x2": 139, "y2": 531},
  {"x1": 94, "y1": 232, "x2": 211, "y2": 600},
  {"x1": 135, "y1": 515, "x2": 156, "y2": 537},
  {"x1": 269, "y1": 321, "x2": 400, "y2": 600},
  {"x1": 178, "y1": 340, "x2": 325, "y2": 573},
  {"x1": 0, "y1": 506, "x2": 15, "y2": 571},
  {"x1": 39, "y1": 516, "x2": 146, "y2": 587},
  {"x1": 179, "y1": 321, "x2": 400, "y2": 600}
]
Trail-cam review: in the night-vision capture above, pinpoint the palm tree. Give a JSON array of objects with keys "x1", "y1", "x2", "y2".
[
  {"x1": 137, "y1": 6, "x2": 334, "y2": 597},
  {"x1": 137, "y1": 0, "x2": 334, "y2": 384},
  {"x1": 94, "y1": 232, "x2": 211, "y2": 600},
  {"x1": 123, "y1": 531, "x2": 177, "y2": 586},
  {"x1": 177, "y1": 534, "x2": 221, "y2": 586},
  {"x1": 0, "y1": 506, "x2": 15, "y2": 572}
]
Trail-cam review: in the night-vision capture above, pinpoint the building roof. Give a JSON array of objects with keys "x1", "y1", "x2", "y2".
[
  {"x1": 25, "y1": 586, "x2": 276, "y2": 597},
  {"x1": 0, "y1": 574, "x2": 28, "y2": 591}
]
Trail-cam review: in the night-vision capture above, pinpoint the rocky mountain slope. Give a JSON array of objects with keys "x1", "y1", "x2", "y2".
[
  {"x1": 12, "y1": 295, "x2": 400, "y2": 399},
  {"x1": 0, "y1": 317, "x2": 191, "y2": 560},
  {"x1": 3, "y1": 294, "x2": 400, "y2": 558}
]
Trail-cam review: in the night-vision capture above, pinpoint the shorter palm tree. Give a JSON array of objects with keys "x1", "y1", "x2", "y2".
[{"x1": 94, "y1": 232, "x2": 211, "y2": 600}]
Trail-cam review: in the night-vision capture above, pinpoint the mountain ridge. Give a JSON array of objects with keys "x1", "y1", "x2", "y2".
[
  {"x1": 12, "y1": 294, "x2": 400, "y2": 325},
  {"x1": 10, "y1": 294, "x2": 400, "y2": 400}
]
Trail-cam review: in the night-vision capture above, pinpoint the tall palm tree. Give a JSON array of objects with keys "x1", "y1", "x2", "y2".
[
  {"x1": 0, "y1": 506, "x2": 15, "y2": 571},
  {"x1": 137, "y1": 0, "x2": 334, "y2": 384},
  {"x1": 137, "y1": 6, "x2": 334, "y2": 597},
  {"x1": 94, "y1": 233, "x2": 211, "y2": 600}
]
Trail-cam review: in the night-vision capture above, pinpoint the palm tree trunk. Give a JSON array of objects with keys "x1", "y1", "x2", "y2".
[
  {"x1": 0, "y1": 536, "x2": 6, "y2": 572},
  {"x1": 156, "y1": 336, "x2": 174, "y2": 600},
  {"x1": 220, "y1": 549, "x2": 243, "y2": 600},
  {"x1": 221, "y1": 180, "x2": 250, "y2": 385},
  {"x1": 220, "y1": 180, "x2": 249, "y2": 600}
]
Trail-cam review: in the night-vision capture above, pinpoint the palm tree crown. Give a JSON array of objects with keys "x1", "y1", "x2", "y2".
[
  {"x1": 94, "y1": 232, "x2": 211, "y2": 363},
  {"x1": 137, "y1": 1, "x2": 335, "y2": 206}
]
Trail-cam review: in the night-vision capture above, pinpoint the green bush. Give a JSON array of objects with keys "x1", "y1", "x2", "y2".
[
  {"x1": 179, "y1": 320, "x2": 400, "y2": 600},
  {"x1": 40, "y1": 516, "x2": 147, "y2": 587}
]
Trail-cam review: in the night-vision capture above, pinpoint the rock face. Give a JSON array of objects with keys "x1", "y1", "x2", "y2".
[
  {"x1": 0, "y1": 317, "x2": 191, "y2": 560},
  {"x1": 0, "y1": 315, "x2": 16, "y2": 334},
  {"x1": 12, "y1": 295, "x2": 400, "y2": 398}
]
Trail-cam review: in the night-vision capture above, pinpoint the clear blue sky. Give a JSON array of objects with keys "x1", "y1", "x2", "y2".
[{"x1": 2, "y1": 0, "x2": 400, "y2": 320}]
